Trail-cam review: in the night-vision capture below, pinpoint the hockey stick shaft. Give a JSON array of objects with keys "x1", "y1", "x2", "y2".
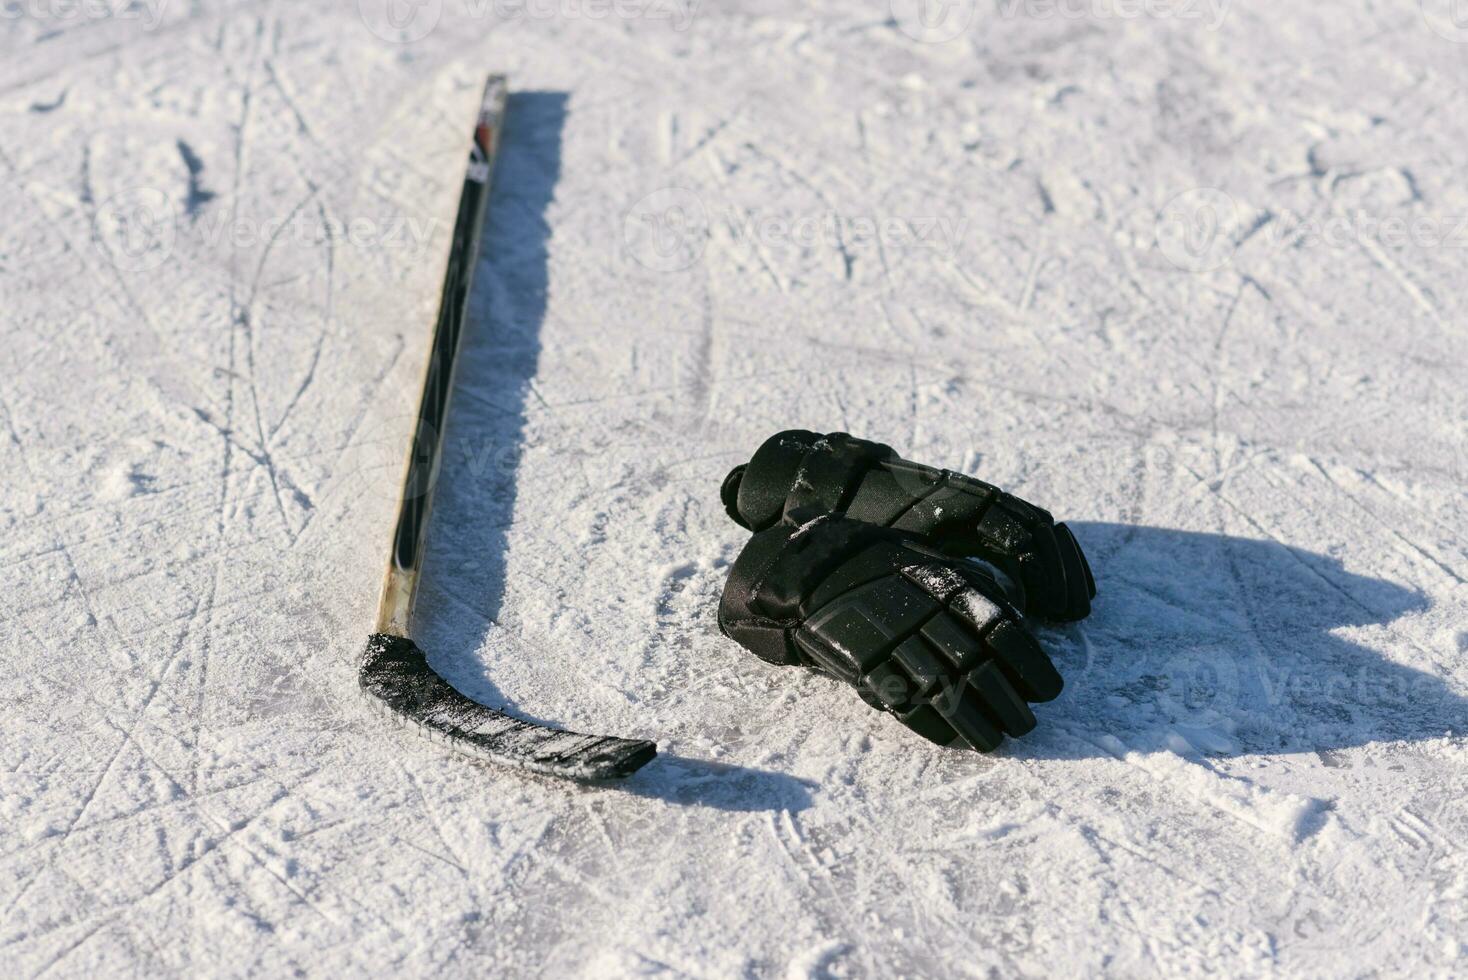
[
  {"x1": 362, "y1": 77, "x2": 657, "y2": 780},
  {"x1": 375, "y1": 76, "x2": 507, "y2": 638}
]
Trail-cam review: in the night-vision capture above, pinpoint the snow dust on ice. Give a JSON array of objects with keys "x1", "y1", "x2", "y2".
[{"x1": 1, "y1": 0, "x2": 1465, "y2": 976}]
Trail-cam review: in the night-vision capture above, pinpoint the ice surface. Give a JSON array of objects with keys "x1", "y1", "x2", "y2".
[{"x1": 2, "y1": 1, "x2": 1466, "y2": 976}]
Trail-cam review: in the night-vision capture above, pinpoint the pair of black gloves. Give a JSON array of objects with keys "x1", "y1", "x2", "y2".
[{"x1": 717, "y1": 431, "x2": 1095, "y2": 752}]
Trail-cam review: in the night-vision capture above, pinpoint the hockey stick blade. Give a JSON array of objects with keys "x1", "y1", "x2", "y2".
[
  {"x1": 360, "y1": 76, "x2": 657, "y2": 781},
  {"x1": 362, "y1": 635, "x2": 657, "y2": 780}
]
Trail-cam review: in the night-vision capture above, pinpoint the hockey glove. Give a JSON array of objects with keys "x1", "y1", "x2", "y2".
[
  {"x1": 718, "y1": 511, "x2": 1063, "y2": 752},
  {"x1": 721, "y1": 430, "x2": 1095, "y2": 621}
]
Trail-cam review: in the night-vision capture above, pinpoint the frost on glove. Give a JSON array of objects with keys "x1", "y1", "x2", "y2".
[
  {"x1": 721, "y1": 430, "x2": 1095, "y2": 621},
  {"x1": 718, "y1": 511, "x2": 1063, "y2": 752}
]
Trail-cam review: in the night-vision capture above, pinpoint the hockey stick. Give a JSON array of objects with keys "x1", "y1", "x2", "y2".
[{"x1": 360, "y1": 76, "x2": 657, "y2": 780}]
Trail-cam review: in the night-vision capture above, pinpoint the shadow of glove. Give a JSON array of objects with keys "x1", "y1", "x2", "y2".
[
  {"x1": 718, "y1": 510, "x2": 1063, "y2": 752},
  {"x1": 721, "y1": 429, "x2": 1095, "y2": 621}
]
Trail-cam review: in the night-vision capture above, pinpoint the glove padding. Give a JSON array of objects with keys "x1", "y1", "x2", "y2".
[
  {"x1": 718, "y1": 511, "x2": 1063, "y2": 752},
  {"x1": 721, "y1": 430, "x2": 1095, "y2": 621}
]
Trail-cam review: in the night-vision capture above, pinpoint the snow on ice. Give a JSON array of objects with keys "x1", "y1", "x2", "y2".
[{"x1": 1, "y1": 1, "x2": 1465, "y2": 976}]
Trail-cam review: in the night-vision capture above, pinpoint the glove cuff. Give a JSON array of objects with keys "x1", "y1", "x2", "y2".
[
  {"x1": 719, "y1": 512, "x2": 904, "y2": 666},
  {"x1": 717, "y1": 517, "x2": 807, "y2": 664},
  {"x1": 723, "y1": 429, "x2": 822, "y2": 531}
]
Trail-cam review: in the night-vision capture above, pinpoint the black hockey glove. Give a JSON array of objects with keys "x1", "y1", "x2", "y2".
[
  {"x1": 721, "y1": 430, "x2": 1095, "y2": 621},
  {"x1": 718, "y1": 511, "x2": 1063, "y2": 752}
]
